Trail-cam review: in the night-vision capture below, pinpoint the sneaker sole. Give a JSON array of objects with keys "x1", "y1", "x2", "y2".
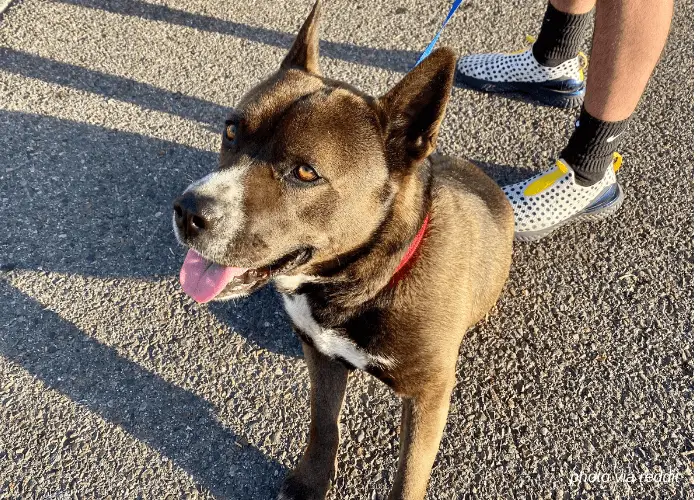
[
  {"x1": 515, "y1": 182, "x2": 624, "y2": 242},
  {"x1": 456, "y1": 73, "x2": 585, "y2": 109}
]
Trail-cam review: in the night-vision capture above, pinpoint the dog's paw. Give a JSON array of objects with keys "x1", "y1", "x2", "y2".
[{"x1": 277, "y1": 474, "x2": 330, "y2": 500}]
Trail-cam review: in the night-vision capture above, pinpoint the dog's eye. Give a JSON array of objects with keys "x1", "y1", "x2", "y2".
[
  {"x1": 293, "y1": 164, "x2": 320, "y2": 182},
  {"x1": 224, "y1": 123, "x2": 237, "y2": 141}
]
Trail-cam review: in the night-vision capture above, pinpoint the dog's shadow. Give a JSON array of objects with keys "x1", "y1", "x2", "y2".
[
  {"x1": 208, "y1": 287, "x2": 304, "y2": 358},
  {"x1": 471, "y1": 158, "x2": 539, "y2": 186}
]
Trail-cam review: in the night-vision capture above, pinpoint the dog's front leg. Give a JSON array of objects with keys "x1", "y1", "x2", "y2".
[
  {"x1": 279, "y1": 341, "x2": 349, "y2": 500},
  {"x1": 389, "y1": 376, "x2": 455, "y2": 500}
]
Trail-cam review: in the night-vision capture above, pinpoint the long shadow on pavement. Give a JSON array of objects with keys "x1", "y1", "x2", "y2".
[
  {"x1": 0, "y1": 49, "x2": 540, "y2": 191},
  {"x1": 0, "y1": 48, "x2": 229, "y2": 128},
  {"x1": 57, "y1": 0, "x2": 421, "y2": 74},
  {"x1": 0, "y1": 110, "x2": 212, "y2": 279},
  {"x1": 0, "y1": 110, "x2": 300, "y2": 357},
  {"x1": 0, "y1": 280, "x2": 287, "y2": 498},
  {"x1": 471, "y1": 159, "x2": 538, "y2": 186}
]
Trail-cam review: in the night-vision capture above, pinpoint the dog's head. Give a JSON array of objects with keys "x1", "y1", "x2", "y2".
[{"x1": 173, "y1": 1, "x2": 456, "y2": 302}]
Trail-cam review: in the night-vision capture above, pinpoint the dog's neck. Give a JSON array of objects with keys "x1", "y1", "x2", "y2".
[{"x1": 290, "y1": 159, "x2": 433, "y2": 317}]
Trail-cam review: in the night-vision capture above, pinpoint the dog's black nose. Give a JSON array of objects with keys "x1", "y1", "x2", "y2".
[{"x1": 173, "y1": 192, "x2": 210, "y2": 238}]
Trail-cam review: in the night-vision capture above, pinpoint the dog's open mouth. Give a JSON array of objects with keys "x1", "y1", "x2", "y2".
[{"x1": 179, "y1": 248, "x2": 310, "y2": 303}]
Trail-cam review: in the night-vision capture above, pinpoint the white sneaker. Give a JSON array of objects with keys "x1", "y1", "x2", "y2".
[
  {"x1": 504, "y1": 154, "x2": 624, "y2": 241},
  {"x1": 456, "y1": 44, "x2": 586, "y2": 108}
]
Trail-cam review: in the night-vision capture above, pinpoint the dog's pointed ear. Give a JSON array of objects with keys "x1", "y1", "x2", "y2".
[
  {"x1": 281, "y1": 1, "x2": 322, "y2": 75},
  {"x1": 379, "y1": 47, "x2": 457, "y2": 166}
]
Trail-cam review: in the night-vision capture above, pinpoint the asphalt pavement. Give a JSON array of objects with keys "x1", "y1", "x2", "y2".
[{"x1": 0, "y1": 0, "x2": 693, "y2": 498}]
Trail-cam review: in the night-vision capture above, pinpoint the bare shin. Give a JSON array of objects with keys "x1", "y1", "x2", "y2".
[{"x1": 585, "y1": 0, "x2": 673, "y2": 121}]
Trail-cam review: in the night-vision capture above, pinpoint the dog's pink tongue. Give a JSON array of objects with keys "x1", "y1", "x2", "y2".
[{"x1": 180, "y1": 249, "x2": 247, "y2": 303}]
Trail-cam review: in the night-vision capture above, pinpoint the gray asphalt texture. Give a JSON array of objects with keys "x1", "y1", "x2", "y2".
[{"x1": 0, "y1": 0, "x2": 693, "y2": 498}]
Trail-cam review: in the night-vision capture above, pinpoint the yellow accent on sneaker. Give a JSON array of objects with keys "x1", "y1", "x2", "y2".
[
  {"x1": 505, "y1": 47, "x2": 529, "y2": 55},
  {"x1": 578, "y1": 52, "x2": 588, "y2": 70},
  {"x1": 612, "y1": 152, "x2": 623, "y2": 172},
  {"x1": 577, "y1": 52, "x2": 588, "y2": 81},
  {"x1": 523, "y1": 160, "x2": 569, "y2": 197},
  {"x1": 505, "y1": 34, "x2": 536, "y2": 55}
]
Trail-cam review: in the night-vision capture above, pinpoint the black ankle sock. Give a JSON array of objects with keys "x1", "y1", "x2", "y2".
[
  {"x1": 532, "y1": 2, "x2": 592, "y2": 67},
  {"x1": 561, "y1": 107, "x2": 629, "y2": 186}
]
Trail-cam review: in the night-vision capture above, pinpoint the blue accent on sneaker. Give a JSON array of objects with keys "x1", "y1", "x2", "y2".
[
  {"x1": 515, "y1": 182, "x2": 624, "y2": 242},
  {"x1": 580, "y1": 182, "x2": 624, "y2": 216},
  {"x1": 456, "y1": 72, "x2": 585, "y2": 108}
]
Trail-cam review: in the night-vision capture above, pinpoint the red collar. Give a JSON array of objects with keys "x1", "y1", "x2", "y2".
[{"x1": 389, "y1": 213, "x2": 430, "y2": 287}]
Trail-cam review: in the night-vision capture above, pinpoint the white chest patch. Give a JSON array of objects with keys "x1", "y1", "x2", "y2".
[
  {"x1": 282, "y1": 294, "x2": 395, "y2": 370},
  {"x1": 275, "y1": 274, "x2": 318, "y2": 293}
]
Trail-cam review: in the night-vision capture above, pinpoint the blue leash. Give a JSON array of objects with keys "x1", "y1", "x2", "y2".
[{"x1": 414, "y1": 0, "x2": 465, "y2": 67}]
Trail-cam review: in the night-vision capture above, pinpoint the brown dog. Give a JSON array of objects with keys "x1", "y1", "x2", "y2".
[{"x1": 172, "y1": 2, "x2": 513, "y2": 498}]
